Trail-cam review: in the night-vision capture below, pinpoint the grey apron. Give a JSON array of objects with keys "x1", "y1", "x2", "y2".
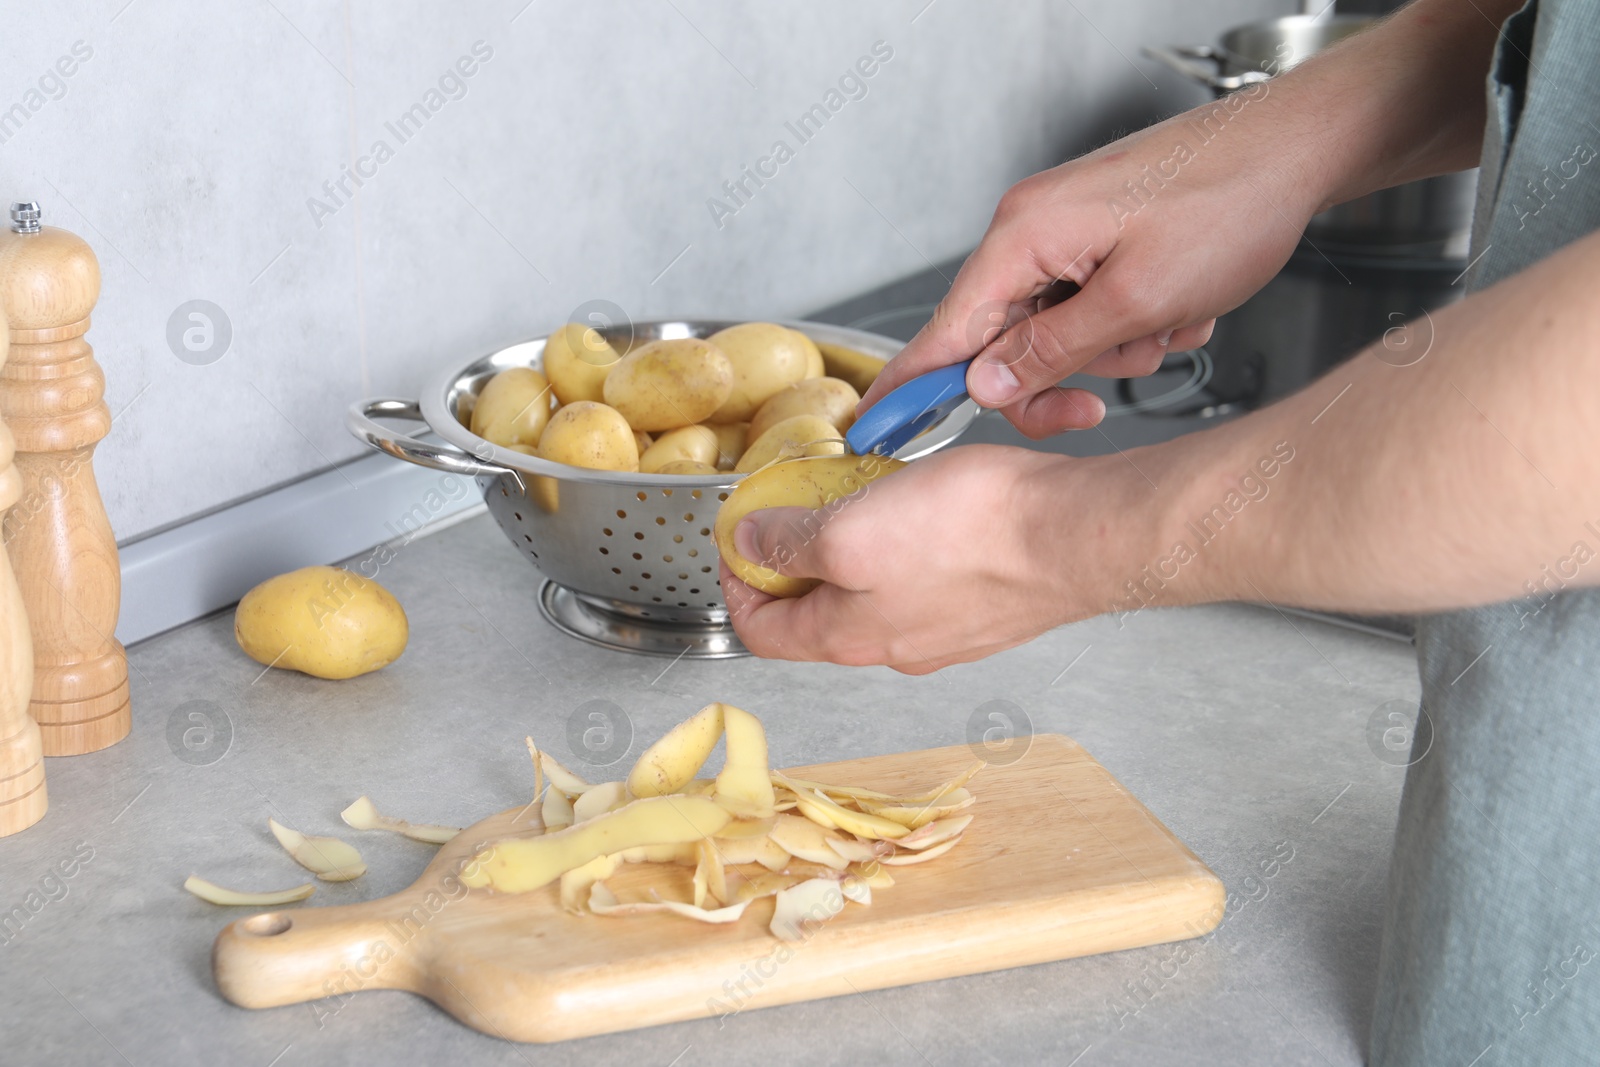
[{"x1": 1369, "y1": 2, "x2": 1600, "y2": 1064}]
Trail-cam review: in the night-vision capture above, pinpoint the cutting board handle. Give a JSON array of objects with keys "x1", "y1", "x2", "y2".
[{"x1": 213, "y1": 905, "x2": 418, "y2": 1010}]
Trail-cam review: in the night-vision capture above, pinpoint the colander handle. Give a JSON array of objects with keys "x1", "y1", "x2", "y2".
[{"x1": 346, "y1": 397, "x2": 511, "y2": 478}]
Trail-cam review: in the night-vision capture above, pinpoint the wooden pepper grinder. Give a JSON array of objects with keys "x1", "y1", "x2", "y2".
[
  {"x1": 0, "y1": 201, "x2": 130, "y2": 756},
  {"x1": 0, "y1": 299, "x2": 47, "y2": 833}
]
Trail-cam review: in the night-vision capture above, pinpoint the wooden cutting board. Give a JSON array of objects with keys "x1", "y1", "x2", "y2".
[{"x1": 212, "y1": 734, "x2": 1222, "y2": 1042}]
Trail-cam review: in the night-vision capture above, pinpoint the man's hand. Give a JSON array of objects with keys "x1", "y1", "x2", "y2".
[
  {"x1": 859, "y1": 0, "x2": 1514, "y2": 441},
  {"x1": 721, "y1": 446, "x2": 1145, "y2": 672},
  {"x1": 859, "y1": 108, "x2": 1318, "y2": 440}
]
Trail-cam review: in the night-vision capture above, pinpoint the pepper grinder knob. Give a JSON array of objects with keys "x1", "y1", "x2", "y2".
[{"x1": 10, "y1": 202, "x2": 42, "y2": 235}]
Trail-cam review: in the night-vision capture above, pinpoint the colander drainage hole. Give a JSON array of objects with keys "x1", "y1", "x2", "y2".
[
  {"x1": 690, "y1": 587, "x2": 700, "y2": 595},
  {"x1": 717, "y1": 492, "x2": 729, "y2": 501},
  {"x1": 699, "y1": 527, "x2": 710, "y2": 536},
  {"x1": 514, "y1": 512, "x2": 522, "y2": 521},
  {"x1": 701, "y1": 565, "x2": 712, "y2": 573},
  {"x1": 523, "y1": 534, "x2": 531, "y2": 543},
  {"x1": 611, "y1": 567, "x2": 621, "y2": 574},
  {"x1": 667, "y1": 585, "x2": 677, "y2": 592},
  {"x1": 691, "y1": 490, "x2": 702, "y2": 499},
  {"x1": 661, "y1": 488, "x2": 673, "y2": 498},
  {"x1": 632, "y1": 552, "x2": 642, "y2": 560},
  {"x1": 603, "y1": 528, "x2": 613, "y2": 536},
  {"x1": 677, "y1": 573, "x2": 688, "y2": 580},
  {"x1": 616, "y1": 509, "x2": 627, "y2": 519},
  {"x1": 687, "y1": 548, "x2": 698, "y2": 557},
  {"x1": 662, "y1": 554, "x2": 673, "y2": 563},
  {"x1": 641, "y1": 572, "x2": 652, "y2": 580},
  {"x1": 635, "y1": 492, "x2": 647, "y2": 502},
  {"x1": 673, "y1": 534, "x2": 684, "y2": 544},
  {"x1": 683, "y1": 513, "x2": 695, "y2": 522},
  {"x1": 598, "y1": 547, "x2": 609, "y2": 555},
  {"x1": 634, "y1": 532, "x2": 644, "y2": 541},
  {"x1": 629, "y1": 585, "x2": 640, "y2": 592},
  {"x1": 651, "y1": 596, "x2": 662, "y2": 603},
  {"x1": 654, "y1": 517, "x2": 666, "y2": 526}
]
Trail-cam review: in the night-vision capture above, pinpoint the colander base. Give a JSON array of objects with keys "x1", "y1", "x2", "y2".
[{"x1": 537, "y1": 581, "x2": 750, "y2": 659}]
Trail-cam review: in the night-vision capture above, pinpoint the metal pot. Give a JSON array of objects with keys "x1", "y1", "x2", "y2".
[{"x1": 1144, "y1": 15, "x2": 1476, "y2": 258}]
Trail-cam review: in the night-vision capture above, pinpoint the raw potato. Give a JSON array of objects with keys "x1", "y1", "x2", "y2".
[
  {"x1": 340, "y1": 796, "x2": 458, "y2": 845},
  {"x1": 734, "y1": 414, "x2": 845, "y2": 474},
  {"x1": 234, "y1": 565, "x2": 408, "y2": 680},
  {"x1": 638, "y1": 426, "x2": 719, "y2": 474},
  {"x1": 709, "y1": 422, "x2": 749, "y2": 471},
  {"x1": 538, "y1": 401, "x2": 640, "y2": 472},
  {"x1": 633, "y1": 430, "x2": 654, "y2": 454},
  {"x1": 603, "y1": 338, "x2": 733, "y2": 432},
  {"x1": 817, "y1": 341, "x2": 888, "y2": 396},
  {"x1": 470, "y1": 367, "x2": 554, "y2": 448},
  {"x1": 707, "y1": 323, "x2": 814, "y2": 422},
  {"x1": 748, "y1": 377, "x2": 861, "y2": 443},
  {"x1": 655, "y1": 460, "x2": 719, "y2": 476},
  {"x1": 183, "y1": 876, "x2": 315, "y2": 907},
  {"x1": 543, "y1": 323, "x2": 621, "y2": 405},
  {"x1": 459, "y1": 795, "x2": 732, "y2": 893},
  {"x1": 716, "y1": 453, "x2": 906, "y2": 597},
  {"x1": 268, "y1": 818, "x2": 367, "y2": 882}
]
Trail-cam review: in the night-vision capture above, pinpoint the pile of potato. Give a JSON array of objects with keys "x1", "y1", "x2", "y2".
[{"x1": 465, "y1": 322, "x2": 887, "y2": 476}]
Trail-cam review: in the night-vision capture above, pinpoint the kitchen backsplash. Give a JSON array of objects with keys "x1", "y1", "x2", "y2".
[{"x1": 0, "y1": 0, "x2": 1288, "y2": 541}]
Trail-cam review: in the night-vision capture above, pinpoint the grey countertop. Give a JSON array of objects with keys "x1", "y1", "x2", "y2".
[{"x1": 2, "y1": 511, "x2": 1420, "y2": 1066}]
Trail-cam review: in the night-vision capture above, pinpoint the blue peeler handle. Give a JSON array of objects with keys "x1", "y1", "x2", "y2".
[{"x1": 845, "y1": 358, "x2": 975, "y2": 457}]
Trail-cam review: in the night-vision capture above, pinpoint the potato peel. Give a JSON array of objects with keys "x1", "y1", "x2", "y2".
[
  {"x1": 542, "y1": 787, "x2": 575, "y2": 833},
  {"x1": 340, "y1": 796, "x2": 459, "y2": 845},
  {"x1": 540, "y1": 751, "x2": 593, "y2": 797},
  {"x1": 572, "y1": 780, "x2": 629, "y2": 824},
  {"x1": 183, "y1": 875, "x2": 315, "y2": 907},
  {"x1": 771, "y1": 877, "x2": 847, "y2": 941},
  {"x1": 895, "y1": 814, "x2": 974, "y2": 851},
  {"x1": 588, "y1": 881, "x2": 750, "y2": 924},
  {"x1": 268, "y1": 818, "x2": 367, "y2": 882},
  {"x1": 626, "y1": 702, "x2": 724, "y2": 799},
  {"x1": 881, "y1": 834, "x2": 964, "y2": 865}
]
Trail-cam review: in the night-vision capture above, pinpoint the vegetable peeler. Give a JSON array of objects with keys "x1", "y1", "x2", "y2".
[{"x1": 846, "y1": 358, "x2": 975, "y2": 456}]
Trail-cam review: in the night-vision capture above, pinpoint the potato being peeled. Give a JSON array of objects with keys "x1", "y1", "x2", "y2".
[
  {"x1": 715, "y1": 454, "x2": 906, "y2": 596},
  {"x1": 734, "y1": 414, "x2": 844, "y2": 474},
  {"x1": 748, "y1": 377, "x2": 861, "y2": 443},
  {"x1": 707, "y1": 323, "x2": 813, "y2": 423},
  {"x1": 469, "y1": 367, "x2": 553, "y2": 448},
  {"x1": 544, "y1": 323, "x2": 621, "y2": 405},
  {"x1": 539, "y1": 401, "x2": 640, "y2": 471},
  {"x1": 603, "y1": 338, "x2": 733, "y2": 432},
  {"x1": 235, "y1": 565, "x2": 408, "y2": 679}
]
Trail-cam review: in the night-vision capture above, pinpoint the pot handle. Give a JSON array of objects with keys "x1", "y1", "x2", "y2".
[
  {"x1": 1141, "y1": 44, "x2": 1270, "y2": 92},
  {"x1": 346, "y1": 397, "x2": 511, "y2": 479}
]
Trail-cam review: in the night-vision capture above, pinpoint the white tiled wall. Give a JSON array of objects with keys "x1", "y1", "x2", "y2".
[{"x1": 0, "y1": 0, "x2": 1288, "y2": 540}]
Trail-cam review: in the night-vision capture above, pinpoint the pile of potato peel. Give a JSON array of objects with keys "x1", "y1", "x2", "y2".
[{"x1": 466, "y1": 702, "x2": 980, "y2": 942}]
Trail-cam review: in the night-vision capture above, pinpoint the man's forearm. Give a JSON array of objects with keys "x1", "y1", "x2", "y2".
[
  {"x1": 1243, "y1": 0, "x2": 1520, "y2": 211},
  {"x1": 1130, "y1": 226, "x2": 1600, "y2": 617}
]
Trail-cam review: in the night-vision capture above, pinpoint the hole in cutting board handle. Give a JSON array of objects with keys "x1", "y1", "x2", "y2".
[{"x1": 241, "y1": 913, "x2": 293, "y2": 937}]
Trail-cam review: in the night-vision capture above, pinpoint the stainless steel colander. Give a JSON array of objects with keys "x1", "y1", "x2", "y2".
[{"x1": 347, "y1": 320, "x2": 976, "y2": 658}]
